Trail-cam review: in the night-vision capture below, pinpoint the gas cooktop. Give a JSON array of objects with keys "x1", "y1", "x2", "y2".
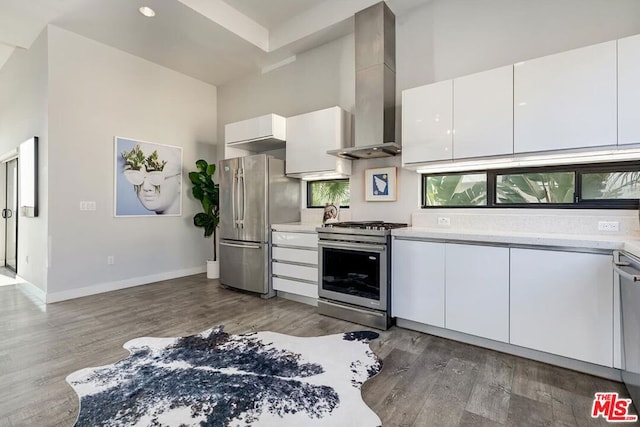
[{"x1": 321, "y1": 221, "x2": 408, "y2": 231}]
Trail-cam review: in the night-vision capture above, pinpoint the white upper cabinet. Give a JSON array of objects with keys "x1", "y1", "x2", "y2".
[
  {"x1": 453, "y1": 65, "x2": 513, "y2": 159},
  {"x1": 514, "y1": 41, "x2": 617, "y2": 153},
  {"x1": 225, "y1": 114, "x2": 286, "y2": 152},
  {"x1": 402, "y1": 80, "x2": 453, "y2": 164},
  {"x1": 618, "y1": 34, "x2": 640, "y2": 146},
  {"x1": 285, "y1": 106, "x2": 351, "y2": 177}
]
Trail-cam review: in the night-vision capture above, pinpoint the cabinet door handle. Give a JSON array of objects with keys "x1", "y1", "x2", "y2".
[{"x1": 613, "y1": 263, "x2": 640, "y2": 282}]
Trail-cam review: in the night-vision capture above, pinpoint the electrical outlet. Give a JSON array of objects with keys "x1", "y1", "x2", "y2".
[
  {"x1": 437, "y1": 217, "x2": 451, "y2": 227},
  {"x1": 25, "y1": 255, "x2": 28, "y2": 264},
  {"x1": 107, "y1": 256, "x2": 115, "y2": 265},
  {"x1": 598, "y1": 221, "x2": 619, "y2": 232},
  {"x1": 80, "y1": 201, "x2": 97, "y2": 211}
]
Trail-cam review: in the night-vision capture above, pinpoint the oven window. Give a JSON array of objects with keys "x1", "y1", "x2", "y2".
[{"x1": 322, "y1": 247, "x2": 380, "y2": 300}]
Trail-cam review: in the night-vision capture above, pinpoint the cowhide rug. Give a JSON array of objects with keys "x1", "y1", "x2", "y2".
[{"x1": 66, "y1": 326, "x2": 382, "y2": 426}]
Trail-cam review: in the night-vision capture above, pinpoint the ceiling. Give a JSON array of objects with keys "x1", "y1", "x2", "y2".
[{"x1": 0, "y1": 0, "x2": 428, "y2": 86}]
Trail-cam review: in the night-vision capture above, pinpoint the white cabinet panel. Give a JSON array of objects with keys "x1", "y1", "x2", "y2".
[
  {"x1": 510, "y1": 248, "x2": 613, "y2": 366},
  {"x1": 445, "y1": 244, "x2": 509, "y2": 343},
  {"x1": 286, "y1": 106, "x2": 351, "y2": 177},
  {"x1": 225, "y1": 114, "x2": 285, "y2": 144},
  {"x1": 454, "y1": 66, "x2": 513, "y2": 159},
  {"x1": 272, "y1": 232, "x2": 318, "y2": 248},
  {"x1": 514, "y1": 41, "x2": 617, "y2": 153},
  {"x1": 402, "y1": 81, "x2": 453, "y2": 164},
  {"x1": 272, "y1": 247, "x2": 317, "y2": 265},
  {"x1": 272, "y1": 262, "x2": 318, "y2": 282},
  {"x1": 273, "y1": 277, "x2": 318, "y2": 298},
  {"x1": 392, "y1": 239, "x2": 445, "y2": 327},
  {"x1": 618, "y1": 34, "x2": 640, "y2": 146}
]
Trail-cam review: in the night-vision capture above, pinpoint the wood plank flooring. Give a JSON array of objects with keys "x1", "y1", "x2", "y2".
[{"x1": 0, "y1": 274, "x2": 635, "y2": 426}]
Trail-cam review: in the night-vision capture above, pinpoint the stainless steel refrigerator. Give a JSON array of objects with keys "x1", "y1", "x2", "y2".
[{"x1": 219, "y1": 154, "x2": 300, "y2": 297}]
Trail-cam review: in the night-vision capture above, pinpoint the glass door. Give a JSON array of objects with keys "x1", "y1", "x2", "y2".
[
  {"x1": 4, "y1": 159, "x2": 18, "y2": 272},
  {"x1": 318, "y1": 241, "x2": 388, "y2": 310}
]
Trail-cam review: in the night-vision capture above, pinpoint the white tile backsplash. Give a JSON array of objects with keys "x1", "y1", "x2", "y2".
[
  {"x1": 411, "y1": 208, "x2": 640, "y2": 237},
  {"x1": 300, "y1": 208, "x2": 352, "y2": 225}
]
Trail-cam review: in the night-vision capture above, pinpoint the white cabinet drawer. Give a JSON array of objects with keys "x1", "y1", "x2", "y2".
[
  {"x1": 273, "y1": 277, "x2": 318, "y2": 298},
  {"x1": 272, "y1": 247, "x2": 317, "y2": 265},
  {"x1": 272, "y1": 232, "x2": 318, "y2": 248},
  {"x1": 272, "y1": 262, "x2": 318, "y2": 282}
]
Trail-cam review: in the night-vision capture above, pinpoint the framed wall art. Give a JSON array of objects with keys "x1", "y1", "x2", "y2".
[
  {"x1": 114, "y1": 136, "x2": 183, "y2": 217},
  {"x1": 365, "y1": 166, "x2": 397, "y2": 201}
]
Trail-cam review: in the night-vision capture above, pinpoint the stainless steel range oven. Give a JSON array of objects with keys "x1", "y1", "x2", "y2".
[{"x1": 316, "y1": 221, "x2": 407, "y2": 330}]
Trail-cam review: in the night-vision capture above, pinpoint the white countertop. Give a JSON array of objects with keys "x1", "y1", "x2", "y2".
[
  {"x1": 271, "y1": 223, "x2": 320, "y2": 233},
  {"x1": 271, "y1": 222, "x2": 640, "y2": 257},
  {"x1": 392, "y1": 227, "x2": 640, "y2": 254}
]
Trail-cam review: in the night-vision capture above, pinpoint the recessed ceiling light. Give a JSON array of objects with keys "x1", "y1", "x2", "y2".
[{"x1": 139, "y1": 6, "x2": 156, "y2": 17}]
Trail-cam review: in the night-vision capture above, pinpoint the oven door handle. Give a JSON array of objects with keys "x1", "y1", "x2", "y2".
[{"x1": 318, "y1": 241, "x2": 386, "y2": 253}]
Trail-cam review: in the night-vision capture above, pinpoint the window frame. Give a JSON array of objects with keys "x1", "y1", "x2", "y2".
[
  {"x1": 306, "y1": 178, "x2": 350, "y2": 208},
  {"x1": 421, "y1": 161, "x2": 640, "y2": 209}
]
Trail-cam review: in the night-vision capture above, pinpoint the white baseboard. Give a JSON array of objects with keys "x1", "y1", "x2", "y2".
[
  {"x1": 16, "y1": 277, "x2": 46, "y2": 304},
  {"x1": 45, "y1": 266, "x2": 206, "y2": 303}
]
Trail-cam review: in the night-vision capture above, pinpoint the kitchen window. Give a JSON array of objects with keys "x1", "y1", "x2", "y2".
[
  {"x1": 307, "y1": 179, "x2": 350, "y2": 208},
  {"x1": 424, "y1": 173, "x2": 487, "y2": 207},
  {"x1": 496, "y1": 171, "x2": 575, "y2": 205},
  {"x1": 422, "y1": 161, "x2": 640, "y2": 209}
]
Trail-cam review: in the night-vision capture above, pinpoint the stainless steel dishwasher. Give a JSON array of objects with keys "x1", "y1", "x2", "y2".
[{"x1": 614, "y1": 250, "x2": 640, "y2": 411}]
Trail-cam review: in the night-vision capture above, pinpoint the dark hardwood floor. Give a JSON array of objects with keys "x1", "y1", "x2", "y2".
[{"x1": 0, "y1": 274, "x2": 634, "y2": 426}]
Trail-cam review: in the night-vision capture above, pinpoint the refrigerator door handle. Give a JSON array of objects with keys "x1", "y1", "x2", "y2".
[
  {"x1": 236, "y1": 167, "x2": 244, "y2": 228},
  {"x1": 220, "y1": 242, "x2": 261, "y2": 250},
  {"x1": 241, "y1": 167, "x2": 247, "y2": 228},
  {"x1": 232, "y1": 170, "x2": 237, "y2": 228}
]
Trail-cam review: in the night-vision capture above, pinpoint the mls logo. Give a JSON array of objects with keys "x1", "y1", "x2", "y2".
[{"x1": 591, "y1": 392, "x2": 638, "y2": 422}]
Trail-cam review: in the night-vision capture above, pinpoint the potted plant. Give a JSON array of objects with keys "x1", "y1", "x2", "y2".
[{"x1": 189, "y1": 159, "x2": 220, "y2": 279}]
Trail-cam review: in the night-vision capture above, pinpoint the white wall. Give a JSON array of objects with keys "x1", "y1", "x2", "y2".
[
  {"x1": 0, "y1": 29, "x2": 49, "y2": 291},
  {"x1": 217, "y1": 0, "x2": 640, "y2": 224},
  {"x1": 397, "y1": 0, "x2": 640, "y2": 90},
  {"x1": 45, "y1": 26, "x2": 218, "y2": 301},
  {"x1": 217, "y1": 34, "x2": 355, "y2": 154}
]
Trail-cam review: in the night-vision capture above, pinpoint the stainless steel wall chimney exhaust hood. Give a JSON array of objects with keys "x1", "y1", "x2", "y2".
[{"x1": 327, "y1": 2, "x2": 399, "y2": 160}]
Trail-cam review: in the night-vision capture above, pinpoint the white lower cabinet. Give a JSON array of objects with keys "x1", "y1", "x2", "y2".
[
  {"x1": 393, "y1": 238, "x2": 615, "y2": 368},
  {"x1": 271, "y1": 231, "x2": 318, "y2": 300},
  {"x1": 510, "y1": 248, "x2": 613, "y2": 367},
  {"x1": 393, "y1": 240, "x2": 508, "y2": 340},
  {"x1": 392, "y1": 239, "x2": 445, "y2": 327},
  {"x1": 445, "y1": 244, "x2": 509, "y2": 343}
]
